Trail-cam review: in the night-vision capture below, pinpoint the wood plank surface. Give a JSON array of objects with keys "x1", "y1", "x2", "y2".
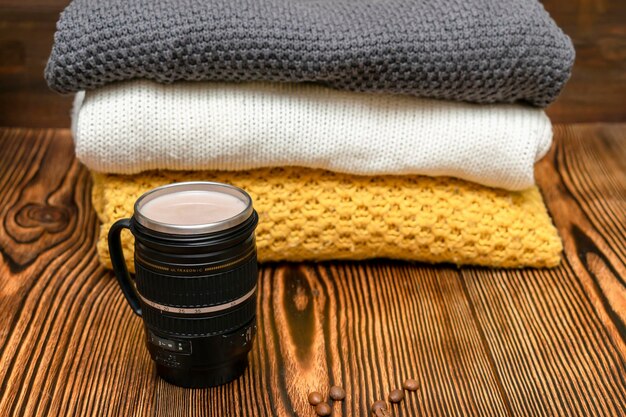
[
  {"x1": 0, "y1": 1, "x2": 625, "y2": 128},
  {"x1": 0, "y1": 125, "x2": 624, "y2": 416}
]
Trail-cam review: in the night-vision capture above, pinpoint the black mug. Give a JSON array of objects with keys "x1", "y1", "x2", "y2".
[{"x1": 107, "y1": 181, "x2": 259, "y2": 388}]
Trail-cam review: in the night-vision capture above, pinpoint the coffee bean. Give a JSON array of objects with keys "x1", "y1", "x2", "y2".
[
  {"x1": 371, "y1": 400, "x2": 387, "y2": 413},
  {"x1": 329, "y1": 385, "x2": 346, "y2": 401},
  {"x1": 315, "y1": 402, "x2": 332, "y2": 416},
  {"x1": 402, "y1": 378, "x2": 419, "y2": 391},
  {"x1": 308, "y1": 391, "x2": 323, "y2": 406},
  {"x1": 388, "y1": 389, "x2": 404, "y2": 403}
]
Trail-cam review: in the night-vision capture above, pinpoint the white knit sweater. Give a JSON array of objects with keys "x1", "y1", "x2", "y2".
[{"x1": 72, "y1": 81, "x2": 553, "y2": 190}]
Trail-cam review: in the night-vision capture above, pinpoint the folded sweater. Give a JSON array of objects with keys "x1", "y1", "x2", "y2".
[
  {"x1": 92, "y1": 168, "x2": 562, "y2": 269},
  {"x1": 74, "y1": 81, "x2": 552, "y2": 191},
  {"x1": 47, "y1": 0, "x2": 574, "y2": 106}
]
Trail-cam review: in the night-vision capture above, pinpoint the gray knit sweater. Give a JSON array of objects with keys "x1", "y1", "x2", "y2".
[{"x1": 45, "y1": 0, "x2": 574, "y2": 106}]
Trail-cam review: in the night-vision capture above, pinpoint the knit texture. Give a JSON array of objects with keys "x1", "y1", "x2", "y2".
[
  {"x1": 73, "y1": 81, "x2": 553, "y2": 190},
  {"x1": 46, "y1": 0, "x2": 574, "y2": 106},
  {"x1": 92, "y1": 168, "x2": 563, "y2": 270}
]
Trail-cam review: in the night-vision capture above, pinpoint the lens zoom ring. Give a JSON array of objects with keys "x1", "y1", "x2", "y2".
[
  {"x1": 135, "y1": 256, "x2": 257, "y2": 307},
  {"x1": 142, "y1": 296, "x2": 257, "y2": 337}
]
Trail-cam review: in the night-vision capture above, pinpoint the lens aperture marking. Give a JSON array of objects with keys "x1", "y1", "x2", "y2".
[{"x1": 138, "y1": 286, "x2": 257, "y2": 315}]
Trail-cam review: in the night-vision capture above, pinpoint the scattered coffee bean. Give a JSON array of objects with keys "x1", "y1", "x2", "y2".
[
  {"x1": 388, "y1": 389, "x2": 405, "y2": 403},
  {"x1": 308, "y1": 391, "x2": 323, "y2": 406},
  {"x1": 371, "y1": 400, "x2": 390, "y2": 417},
  {"x1": 315, "y1": 402, "x2": 332, "y2": 416},
  {"x1": 371, "y1": 400, "x2": 387, "y2": 413},
  {"x1": 402, "y1": 378, "x2": 419, "y2": 391},
  {"x1": 329, "y1": 385, "x2": 346, "y2": 401}
]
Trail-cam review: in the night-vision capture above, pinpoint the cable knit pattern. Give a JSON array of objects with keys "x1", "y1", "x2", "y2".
[
  {"x1": 92, "y1": 168, "x2": 563, "y2": 270},
  {"x1": 46, "y1": 0, "x2": 574, "y2": 106},
  {"x1": 73, "y1": 81, "x2": 553, "y2": 190}
]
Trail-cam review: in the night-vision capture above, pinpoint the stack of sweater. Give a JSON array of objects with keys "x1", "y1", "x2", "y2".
[{"x1": 47, "y1": 0, "x2": 574, "y2": 269}]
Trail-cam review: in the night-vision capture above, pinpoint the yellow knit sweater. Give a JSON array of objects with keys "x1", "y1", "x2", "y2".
[{"x1": 92, "y1": 167, "x2": 562, "y2": 270}]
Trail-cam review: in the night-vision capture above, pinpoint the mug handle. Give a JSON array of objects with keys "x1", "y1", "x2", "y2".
[{"x1": 108, "y1": 218, "x2": 142, "y2": 317}]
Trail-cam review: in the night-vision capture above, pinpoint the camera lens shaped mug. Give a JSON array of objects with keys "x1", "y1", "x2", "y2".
[{"x1": 107, "y1": 182, "x2": 259, "y2": 388}]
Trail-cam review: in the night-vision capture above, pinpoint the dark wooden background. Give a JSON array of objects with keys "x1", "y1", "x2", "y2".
[{"x1": 0, "y1": 0, "x2": 625, "y2": 128}]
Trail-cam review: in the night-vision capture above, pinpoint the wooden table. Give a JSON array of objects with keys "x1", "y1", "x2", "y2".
[{"x1": 0, "y1": 125, "x2": 624, "y2": 416}]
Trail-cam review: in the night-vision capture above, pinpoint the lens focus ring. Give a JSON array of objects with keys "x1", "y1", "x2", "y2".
[{"x1": 135, "y1": 256, "x2": 257, "y2": 307}]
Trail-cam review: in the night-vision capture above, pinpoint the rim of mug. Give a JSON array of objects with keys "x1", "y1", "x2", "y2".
[{"x1": 133, "y1": 181, "x2": 254, "y2": 235}]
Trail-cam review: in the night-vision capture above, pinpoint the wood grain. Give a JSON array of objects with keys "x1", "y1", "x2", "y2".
[
  {"x1": 0, "y1": 125, "x2": 624, "y2": 416},
  {"x1": 0, "y1": 1, "x2": 625, "y2": 127}
]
